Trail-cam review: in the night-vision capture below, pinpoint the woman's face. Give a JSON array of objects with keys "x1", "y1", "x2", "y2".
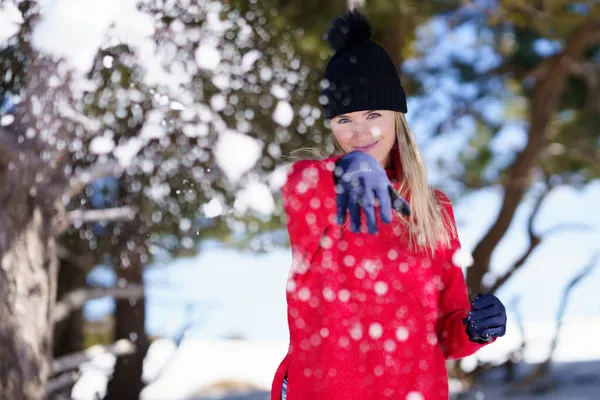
[{"x1": 330, "y1": 109, "x2": 396, "y2": 168}]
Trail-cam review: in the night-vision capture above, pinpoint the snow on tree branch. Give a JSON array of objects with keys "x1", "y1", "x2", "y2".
[
  {"x1": 67, "y1": 206, "x2": 136, "y2": 227},
  {"x1": 52, "y1": 339, "x2": 136, "y2": 375},
  {"x1": 53, "y1": 285, "x2": 144, "y2": 323}
]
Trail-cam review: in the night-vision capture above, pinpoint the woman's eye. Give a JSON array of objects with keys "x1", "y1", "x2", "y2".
[
  {"x1": 338, "y1": 118, "x2": 351, "y2": 124},
  {"x1": 367, "y1": 113, "x2": 381, "y2": 119}
]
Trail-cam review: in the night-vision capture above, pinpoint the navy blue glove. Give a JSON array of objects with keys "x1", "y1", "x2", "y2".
[
  {"x1": 334, "y1": 151, "x2": 410, "y2": 234},
  {"x1": 463, "y1": 293, "x2": 507, "y2": 343}
]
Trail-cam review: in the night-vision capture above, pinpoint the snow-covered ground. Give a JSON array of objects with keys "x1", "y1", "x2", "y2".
[{"x1": 70, "y1": 316, "x2": 600, "y2": 400}]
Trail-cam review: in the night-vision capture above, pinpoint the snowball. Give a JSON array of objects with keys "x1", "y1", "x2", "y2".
[
  {"x1": 396, "y1": 327, "x2": 409, "y2": 342},
  {"x1": 452, "y1": 248, "x2": 474, "y2": 268},
  {"x1": 148, "y1": 182, "x2": 170, "y2": 201},
  {"x1": 234, "y1": 180, "x2": 275, "y2": 216},
  {"x1": 170, "y1": 101, "x2": 185, "y2": 111},
  {"x1": 113, "y1": 137, "x2": 143, "y2": 168},
  {"x1": 203, "y1": 198, "x2": 223, "y2": 218},
  {"x1": 214, "y1": 130, "x2": 261, "y2": 183},
  {"x1": 242, "y1": 50, "x2": 262, "y2": 72},
  {"x1": 195, "y1": 44, "x2": 221, "y2": 70},
  {"x1": 298, "y1": 287, "x2": 311, "y2": 302},
  {"x1": 210, "y1": 94, "x2": 227, "y2": 112},
  {"x1": 406, "y1": 391, "x2": 424, "y2": 400},
  {"x1": 270, "y1": 84, "x2": 289, "y2": 100},
  {"x1": 322, "y1": 287, "x2": 336, "y2": 302},
  {"x1": 338, "y1": 289, "x2": 350, "y2": 302},
  {"x1": 272, "y1": 100, "x2": 294, "y2": 127},
  {"x1": 0, "y1": 115, "x2": 15, "y2": 126},
  {"x1": 374, "y1": 281, "x2": 388, "y2": 296},
  {"x1": 31, "y1": 0, "x2": 154, "y2": 75},
  {"x1": 31, "y1": 0, "x2": 117, "y2": 73},
  {"x1": 89, "y1": 136, "x2": 115, "y2": 155},
  {"x1": 370, "y1": 126, "x2": 382, "y2": 139},
  {"x1": 350, "y1": 323, "x2": 363, "y2": 341},
  {"x1": 384, "y1": 339, "x2": 397, "y2": 352},
  {"x1": 369, "y1": 323, "x2": 383, "y2": 340},
  {"x1": 267, "y1": 164, "x2": 291, "y2": 191},
  {"x1": 140, "y1": 111, "x2": 166, "y2": 140}
]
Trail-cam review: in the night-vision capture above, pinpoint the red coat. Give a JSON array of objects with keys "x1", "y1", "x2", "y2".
[{"x1": 271, "y1": 155, "x2": 492, "y2": 400}]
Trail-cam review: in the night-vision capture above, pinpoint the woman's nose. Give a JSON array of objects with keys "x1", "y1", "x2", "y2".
[{"x1": 352, "y1": 122, "x2": 372, "y2": 140}]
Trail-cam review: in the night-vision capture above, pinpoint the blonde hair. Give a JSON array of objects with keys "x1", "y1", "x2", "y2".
[{"x1": 290, "y1": 112, "x2": 456, "y2": 254}]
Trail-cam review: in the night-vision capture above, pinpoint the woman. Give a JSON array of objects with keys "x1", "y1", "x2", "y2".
[{"x1": 272, "y1": 10, "x2": 506, "y2": 400}]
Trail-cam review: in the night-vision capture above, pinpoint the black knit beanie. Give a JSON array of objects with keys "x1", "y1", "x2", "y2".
[{"x1": 320, "y1": 9, "x2": 407, "y2": 120}]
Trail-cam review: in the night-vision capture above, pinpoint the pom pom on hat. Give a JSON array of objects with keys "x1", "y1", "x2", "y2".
[
  {"x1": 320, "y1": 9, "x2": 408, "y2": 119},
  {"x1": 325, "y1": 9, "x2": 373, "y2": 52}
]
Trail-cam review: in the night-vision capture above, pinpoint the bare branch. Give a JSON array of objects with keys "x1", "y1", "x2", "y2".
[
  {"x1": 64, "y1": 159, "x2": 123, "y2": 202},
  {"x1": 54, "y1": 285, "x2": 144, "y2": 323},
  {"x1": 52, "y1": 339, "x2": 136, "y2": 375},
  {"x1": 58, "y1": 103, "x2": 101, "y2": 134},
  {"x1": 67, "y1": 206, "x2": 136, "y2": 227},
  {"x1": 488, "y1": 184, "x2": 593, "y2": 293},
  {"x1": 511, "y1": 253, "x2": 599, "y2": 391},
  {"x1": 46, "y1": 371, "x2": 80, "y2": 395},
  {"x1": 56, "y1": 244, "x2": 96, "y2": 270}
]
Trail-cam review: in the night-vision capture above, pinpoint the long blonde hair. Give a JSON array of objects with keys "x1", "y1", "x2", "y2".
[{"x1": 290, "y1": 112, "x2": 456, "y2": 254}]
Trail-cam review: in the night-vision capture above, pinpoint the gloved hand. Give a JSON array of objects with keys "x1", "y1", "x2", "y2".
[
  {"x1": 334, "y1": 151, "x2": 410, "y2": 234},
  {"x1": 463, "y1": 293, "x2": 507, "y2": 343}
]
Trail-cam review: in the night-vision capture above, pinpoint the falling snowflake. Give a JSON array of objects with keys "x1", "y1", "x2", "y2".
[
  {"x1": 203, "y1": 198, "x2": 224, "y2": 218},
  {"x1": 234, "y1": 180, "x2": 275, "y2": 216},
  {"x1": 195, "y1": 43, "x2": 221, "y2": 70},
  {"x1": 369, "y1": 323, "x2": 383, "y2": 340},
  {"x1": 214, "y1": 130, "x2": 262, "y2": 183},
  {"x1": 406, "y1": 392, "x2": 424, "y2": 400},
  {"x1": 374, "y1": 281, "x2": 388, "y2": 296},
  {"x1": 452, "y1": 248, "x2": 474, "y2": 268},
  {"x1": 272, "y1": 100, "x2": 294, "y2": 127},
  {"x1": 396, "y1": 327, "x2": 409, "y2": 342}
]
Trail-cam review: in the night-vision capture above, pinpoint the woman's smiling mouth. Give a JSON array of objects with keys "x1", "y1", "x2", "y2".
[{"x1": 354, "y1": 140, "x2": 379, "y2": 151}]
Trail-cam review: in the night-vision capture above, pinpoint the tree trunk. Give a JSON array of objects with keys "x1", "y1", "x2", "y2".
[
  {"x1": 466, "y1": 18, "x2": 600, "y2": 297},
  {"x1": 53, "y1": 258, "x2": 87, "y2": 358},
  {"x1": 0, "y1": 197, "x2": 58, "y2": 400},
  {"x1": 104, "y1": 227, "x2": 149, "y2": 400}
]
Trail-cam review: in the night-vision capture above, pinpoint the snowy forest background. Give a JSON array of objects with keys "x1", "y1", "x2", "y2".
[{"x1": 0, "y1": 0, "x2": 599, "y2": 399}]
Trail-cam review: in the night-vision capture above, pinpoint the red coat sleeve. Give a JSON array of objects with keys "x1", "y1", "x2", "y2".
[
  {"x1": 281, "y1": 157, "x2": 338, "y2": 265},
  {"x1": 434, "y1": 190, "x2": 494, "y2": 360}
]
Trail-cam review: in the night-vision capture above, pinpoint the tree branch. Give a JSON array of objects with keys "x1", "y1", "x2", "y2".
[
  {"x1": 488, "y1": 184, "x2": 593, "y2": 293},
  {"x1": 64, "y1": 159, "x2": 124, "y2": 202},
  {"x1": 46, "y1": 371, "x2": 80, "y2": 395},
  {"x1": 52, "y1": 339, "x2": 136, "y2": 375},
  {"x1": 56, "y1": 244, "x2": 96, "y2": 270},
  {"x1": 53, "y1": 285, "x2": 144, "y2": 323},
  {"x1": 486, "y1": 187, "x2": 547, "y2": 293},
  {"x1": 467, "y1": 17, "x2": 600, "y2": 296},
  {"x1": 511, "y1": 253, "x2": 599, "y2": 391},
  {"x1": 0, "y1": 127, "x2": 18, "y2": 169},
  {"x1": 67, "y1": 206, "x2": 136, "y2": 227},
  {"x1": 58, "y1": 103, "x2": 101, "y2": 134}
]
